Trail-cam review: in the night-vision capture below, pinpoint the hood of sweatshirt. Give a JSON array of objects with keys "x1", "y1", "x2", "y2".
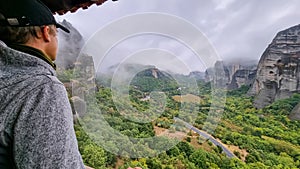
[
  {"x1": 0, "y1": 40, "x2": 58, "y2": 142},
  {"x1": 0, "y1": 40, "x2": 56, "y2": 89}
]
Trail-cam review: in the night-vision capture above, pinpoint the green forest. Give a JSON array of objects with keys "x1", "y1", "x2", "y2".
[{"x1": 58, "y1": 69, "x2": 300, "y2": 169}]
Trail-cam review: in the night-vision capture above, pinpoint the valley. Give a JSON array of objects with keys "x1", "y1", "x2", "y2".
[{"x1": 55, "y1": 21, "x2": 300, "y2": 169}]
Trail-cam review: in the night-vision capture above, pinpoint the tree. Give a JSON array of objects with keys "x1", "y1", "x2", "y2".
[
  {"x1": 177, "y1": 142, "x2": 194, "y2": 158},
  {"x1": 146, "y1": 158, "x2": 163, "y2": 169},
  {"x1": 166, "y1": 146, "x2": 180, "y2": 157},
  {"x1": 189, "y1": 149, "x2": 209, "y2": 168},
  {"x1": 82, "y1": 144, "x2": 107, "y2": 169}
]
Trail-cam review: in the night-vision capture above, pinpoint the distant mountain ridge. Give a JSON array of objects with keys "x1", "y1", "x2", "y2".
[{"x1": 130, "y1": 67, "x2": 178, "y2": 92}]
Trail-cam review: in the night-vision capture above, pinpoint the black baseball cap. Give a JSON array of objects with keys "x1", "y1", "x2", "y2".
[{"x1": 0, "y1": 0, "x2": 70, "y2": 33}]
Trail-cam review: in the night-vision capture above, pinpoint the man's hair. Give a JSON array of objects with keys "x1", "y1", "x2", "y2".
[{"x1": 0, "y1": 25, "x2": 56, "y2": 44}]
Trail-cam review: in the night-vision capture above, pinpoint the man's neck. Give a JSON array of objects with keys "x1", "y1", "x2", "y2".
[{"x1": 7, "y1": 43, "x2": 56, "y2": 70}]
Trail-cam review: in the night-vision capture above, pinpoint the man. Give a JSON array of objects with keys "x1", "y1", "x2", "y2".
[{"x1": 0, "y1": 0, "x2": 85, "y2": 168}]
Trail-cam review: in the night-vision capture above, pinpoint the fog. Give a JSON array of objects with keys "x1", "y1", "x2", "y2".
[{"x1": 55, "y1": 0, "x2": 300, "y2": 73}]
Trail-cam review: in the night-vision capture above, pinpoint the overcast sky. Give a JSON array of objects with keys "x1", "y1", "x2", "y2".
[{"x1": 55, "y1": 0, "x2": 300, "y2": 73}]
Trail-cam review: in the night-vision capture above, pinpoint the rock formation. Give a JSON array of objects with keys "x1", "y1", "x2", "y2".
[
  {"x1": 72, "y1": 53, "x2": 96, "y2": 95},
  {"x1": 205, "y1": 61, "x2": 230, "y2": 88},
  {"x1": 188, "y1": 71, "x2": 205, "y2": 81},
  {"x1": 249, "y1": 24, "x2": 300, "y2": 108},
  {"x1": 151, "y1": 68, "x2": 159, "y2": 79},
  {"x1": 56, "y1": 19, "x2": 84, "y2": 70},
  {"x1": 55, "y1": 20, "x2": 96, "y2": 119},
  {"x1": 289, "y1": 103, "x2": 300, "y2": 120},
  {"x1": 205, "y1": 61, "x2": 257, "y2": 89},
  {"x1": 68, "y1": 54, "x2": 97, "y2": 121},
  {"x1": 229, "y1": 68, "x2": 257, "y2": 90}
]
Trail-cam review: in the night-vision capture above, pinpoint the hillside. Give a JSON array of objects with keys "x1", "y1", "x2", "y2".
[
  {"x1": 55, "y1": 21, "x2": 300, "y2": 169},
  {"x1": 130, "y1": 67, "x2": 178, "y2": 92},
  {"x1": 56, "y1": 64, "x2": 300, "y2": 168}
]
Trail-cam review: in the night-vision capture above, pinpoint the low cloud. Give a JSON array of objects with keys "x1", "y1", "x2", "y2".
[{"x1": 56, "y1": 0, "x2": 300, "y2": 73}]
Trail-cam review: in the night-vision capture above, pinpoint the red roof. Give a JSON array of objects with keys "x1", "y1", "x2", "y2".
[{"x1": 41, "y1": 0, "x2": 115, "y2": 15}]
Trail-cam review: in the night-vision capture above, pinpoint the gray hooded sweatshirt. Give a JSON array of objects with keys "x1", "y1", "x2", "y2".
[{"x1": 0, "y1": 41, "x2": 85, "y2": 169}]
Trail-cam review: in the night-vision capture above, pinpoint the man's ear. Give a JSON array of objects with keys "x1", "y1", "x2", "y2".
[{"x1": 40, "y1": 26, "x2": 51, "y2": 42}]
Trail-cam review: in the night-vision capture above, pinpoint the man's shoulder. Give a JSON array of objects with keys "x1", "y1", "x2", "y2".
[
  {"x1": 40, "y1": 74, "x2": 64, "y2": 86},
  {"x1": 16, "y1": 73, "x2": 63, "y2": 88},
  {"x1": 0, "y1": 41, "x2": 56, "y2": 77},
  {"x1": 0, "y1": 73, "x2": 65, "y2": 103},
  {"x1": 25, "y1": 74, "x2": 65, "y2": 94}
]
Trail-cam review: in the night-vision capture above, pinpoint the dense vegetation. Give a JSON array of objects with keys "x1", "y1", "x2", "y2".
[{"x1": 58, "y1": 69, "x2": 300, "y2": 169}]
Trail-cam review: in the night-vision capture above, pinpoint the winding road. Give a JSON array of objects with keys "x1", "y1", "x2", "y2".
[{"x1": 174, "y1": 117, "x2": 236, "y2": 158}]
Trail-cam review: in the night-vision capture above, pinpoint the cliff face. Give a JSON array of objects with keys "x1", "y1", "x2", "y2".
[
  {"x1": 205, "y1": 61, "x2": 230, "y2": 88},
  {"x1": 188, "y1": 71, "x2": 205, "y2": 80},
  {"x1": 205, "y1": 61, "x2": 257, "y2": 89},
  {"x1": 72, "y1": 54, "x2": 96, "y2": 118},
  {"x1": 229, "y1": 67, "x2": 257, "y2": 90},
  {"x1": 56, "y1": 19, "x2": 84, "y2": 69},
  {"x1": 55, "y1": 20, "x2": 96, "y2": 119},
  {"x1": 289, "y1": 103, "x2": 300, "y2": 120},
  {"x1": 249, "y1": 24, "x2": 300, "y2": 108}
]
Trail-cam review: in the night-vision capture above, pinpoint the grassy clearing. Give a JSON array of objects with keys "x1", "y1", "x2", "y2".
[{"x1": 172, "y1": 94, "x2": 202, "y2": 103}]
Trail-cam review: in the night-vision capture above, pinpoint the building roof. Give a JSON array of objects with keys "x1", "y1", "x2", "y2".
[{"x1": 41, "y1": 0, "x2": 116, "y2": 15}]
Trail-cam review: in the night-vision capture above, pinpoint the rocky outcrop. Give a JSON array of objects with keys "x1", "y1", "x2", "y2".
[
  {"x1": 71, "y1": 54, "x2": 96, "y2": 119},
  {"x1": 152, "y1": 68, "x2": 159, "y2": 79},
  {"x1": 289, "y1": 102, "x2": 300, "y2": 120},
  {"x1": 289, "y1": 103, "x2": 300, "y2": 120},
  {"x1": 188, "y1": 71, "x2": 205, "y2": 80},
  {"x1": 72, "y1": 53, "x2": 96, "y2": 98},
  {"x1": 130, "y1": 67, "x2": 178, "y2": 92},
  {"x1": 205, "y1": 61, "x2": 230, "y2": 88},
  {"x1": 56, "y1": 19, "x2": 84, "y2": 70},
  {"x1": 56, "y1": 20, "x2": 95, "y2": 97},
  {"x1": 249, "y1": 24, "x2": 300, "y2": 108},
  {"x1": 54, "y1": 20, "x2": 96, "y2": 119},
  {"x1": 228, "y1": 69, "x2": 257, "y2": 89},
  {"x1": 205, "y1": 61, "x2": 257, "y2": 89}
]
